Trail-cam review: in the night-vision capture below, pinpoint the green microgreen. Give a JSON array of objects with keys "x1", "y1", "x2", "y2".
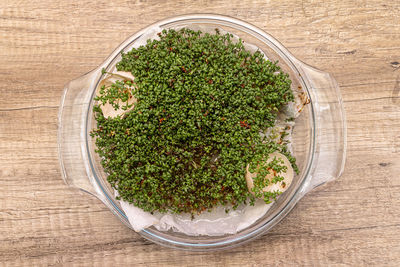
[{"x1": 91, "y1": 28, "x2": 297, "y2": 215}]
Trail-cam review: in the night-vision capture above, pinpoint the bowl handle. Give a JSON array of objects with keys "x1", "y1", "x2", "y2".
[
  {"x1": 58, "y1": 69, "x2": 104, "y2": 198},
  {"x1": 58, "y1": 71, "x2": 134, "y2": 228},
  {"x1": 295, "y1": 62, "x2": 347, "y2": 195}
]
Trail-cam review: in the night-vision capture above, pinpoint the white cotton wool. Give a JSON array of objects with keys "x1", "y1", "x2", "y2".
[{"x1": 121, "y1": 197, "x2": 272, "y2": 236}]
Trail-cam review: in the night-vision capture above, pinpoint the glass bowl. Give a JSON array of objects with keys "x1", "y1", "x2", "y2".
[{"x1": 58, "y1": 14, "x2": 346, "y2": 251}]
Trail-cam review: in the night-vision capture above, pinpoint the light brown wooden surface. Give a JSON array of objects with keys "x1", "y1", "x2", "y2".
[{"x1": 1, "y1": 0, "x2": 399, "y2": 266}]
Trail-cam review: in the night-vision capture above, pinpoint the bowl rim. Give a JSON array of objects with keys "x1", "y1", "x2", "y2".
[{"x1": 84, "y1": 13, "x2": 317, "y2": 250}]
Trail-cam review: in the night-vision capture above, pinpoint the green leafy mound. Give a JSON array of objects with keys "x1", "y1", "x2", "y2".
[{"x1": 91, "y1": 28, "x2": 296, "y2": 214}]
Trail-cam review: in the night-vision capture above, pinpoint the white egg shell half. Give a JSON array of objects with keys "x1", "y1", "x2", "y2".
[
  {"x1": 246, "y1": 152, "x2": 293, "y2": 195},
  {"x1": 97, "y1": 71, "x2": 137, "y2": 118}
]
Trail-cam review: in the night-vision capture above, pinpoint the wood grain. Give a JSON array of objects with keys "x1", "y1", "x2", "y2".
[{"x1": 1, "y1": 0, "x2": 399, "y2": 266}]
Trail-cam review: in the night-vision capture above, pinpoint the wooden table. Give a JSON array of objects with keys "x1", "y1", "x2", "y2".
[{"x1": 1, "y1": 0, "x2": 399, "y2": 265}]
